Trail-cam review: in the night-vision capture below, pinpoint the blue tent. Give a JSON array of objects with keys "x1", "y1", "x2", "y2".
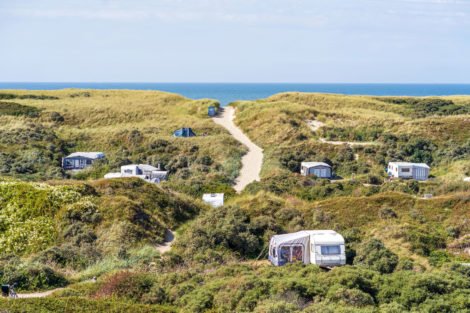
[
  {"x1": 208, "y1": 106, "x2": 217, "y2": 117},
  {"x1": 173, "y1": 127, "x2": 196, "y2": 137}
]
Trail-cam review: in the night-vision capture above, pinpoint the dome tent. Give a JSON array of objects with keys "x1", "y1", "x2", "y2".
[{"x1": 173, "y1": 127, "x2": 196, "y2": 137}]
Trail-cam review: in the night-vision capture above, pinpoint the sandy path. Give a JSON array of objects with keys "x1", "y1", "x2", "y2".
[
  {"x1": 319, "y1": 138, "x2": 380, "y2": 146},
  {"x1": 17, "y1": 288, "x2": 64, "y2": 298},
  {"x1": 155, "y1": 229, "x2": 175, "y2": 254},
  {"x1": 306, "y1": 119, "x2": 325, "y2": 132},
  {"x1": 212, "y1": 107, "x2": 263, "y2": 192},
  {"x1": 305, "y1": 119, "x2": 379, "y2": 146}
]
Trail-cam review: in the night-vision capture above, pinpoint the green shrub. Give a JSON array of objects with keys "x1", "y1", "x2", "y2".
[
  {"x1": 0, "y1": 260, "x2": 67, "y2": 291},
  {"x1": 0, "y1": 101, "x2": 41, "y2": 117},
  {"x1": 353, "y1": 239, "x2": 398, "y2": 273}
]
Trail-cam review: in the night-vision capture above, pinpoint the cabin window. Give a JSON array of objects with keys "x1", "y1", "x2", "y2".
[
  {"x1": 272, "y1": 247, "x2": 277, "y2": 258},
  {"x1": 401, "y1": 168, "x2": 410, "y2": 173},
  {"x1": 86, "y1": 160, "x2": 92, "y2": 165},
  {"x1": 321, "y1": 245, "x2": 341, "y2": 255},
  {"x1": 124, "y1": 169, "x2": 133, "y2": 174}
]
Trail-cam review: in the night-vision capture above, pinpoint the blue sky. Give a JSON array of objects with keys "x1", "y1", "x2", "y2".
[{"x1": 0, "y1": 0, "x2": 469, "y2": 83}]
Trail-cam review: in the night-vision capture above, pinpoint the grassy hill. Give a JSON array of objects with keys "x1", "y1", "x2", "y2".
[
  {"x1": 233, "y1": 93, "x2": 470, "y2": 191},
  {"x1": 0, "y1": 90, "x2": 469, "y2": 312},
  {"x1": 0, "y1": 90, "x2": 244, "y2": 196}
]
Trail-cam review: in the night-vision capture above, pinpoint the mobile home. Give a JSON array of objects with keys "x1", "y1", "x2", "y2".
[
  {"x1": 300, "y1": 162, "x2": 332, "y2": 178},
  {"x1": 202, "y1": 193, "x2": 224, "y2": 207},
  {"x1": 104, "y1": 164, "x2": 168, "y2": 183},
  {"x1": 269, "y1": 230, "x2": 346, "y2": 267},
  {"x1": 387, "y1": 162, "x2": 430, "y2": 181},
  {"x1": 62, "y1": 152, "x2": 105, "y2": 170}
]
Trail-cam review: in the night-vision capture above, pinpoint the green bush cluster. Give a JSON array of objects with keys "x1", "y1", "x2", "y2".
[
  {"x1": 0, "y1": 93, "x2": 59, "y2": 100},
  {"x1": 89, "y1": 263, "x2": 470, "y2": 312},
  {"x1": 377, "y1": 97, "x2": 470, "y2": 117},
  {"x1": 0, "y1": 101, "x2": 41, "y2": 117}
]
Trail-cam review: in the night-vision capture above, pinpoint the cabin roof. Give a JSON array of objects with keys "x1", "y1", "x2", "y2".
[
  {"x1": 389, "y1": 162, "x2": 430, "y2": 168},
  {"x1": 301, "y1": 162, "x2": 331, "y2": 168},
  {"x1": 65, "y1": 152, "x2": 105, "y2": 159}
]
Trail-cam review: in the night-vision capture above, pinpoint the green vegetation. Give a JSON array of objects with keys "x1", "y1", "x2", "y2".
[
  {"x1": 0, "y1": 90, "x2": 244, "y2": 195},
  {"x1": 0, "y1": 90, "x2": 468, "y2": 312},
  {"x1": 0, "y1": 101, "x2": 41, "y2": 117}
]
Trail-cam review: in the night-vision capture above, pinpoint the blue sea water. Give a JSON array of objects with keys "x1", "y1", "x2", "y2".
[{"x1": 1, "y1": 82, "x2": 470, "y2": 106}]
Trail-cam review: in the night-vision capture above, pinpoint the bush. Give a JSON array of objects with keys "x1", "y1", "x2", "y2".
[
  {"x1": 0, "y1": 101, "x2": 41, "y2": 117},
  {"x1": 0, "y1": 260, "x2": 67, "y2": 291},
  {"x1": 353, "y1": 239, "x2": 398, "y2": 273},
  {"x1": 95, "y1": 271, "x2": 155, "y2": 301},
  {"x1": 326, "y1": 286, "x2": 375, "y2": 307},
  {"x1": 378, "y1": 207, "x2": 398, "y2": 219},
  {"x1": 175, "y1": 206, "x2": 265, "y2": 262}
]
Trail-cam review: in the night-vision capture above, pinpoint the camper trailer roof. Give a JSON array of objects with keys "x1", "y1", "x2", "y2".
[
  {"x1": 271, "y1": 230, "x2": 343, "y2": 245},
  {"x1": 388, "y1": 162, "x2": 430, "y2": 168}
]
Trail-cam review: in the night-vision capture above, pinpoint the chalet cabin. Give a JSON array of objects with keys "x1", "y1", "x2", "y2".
[
  {"x1": 62, "y1": 152, "x2": 105, "y2": 170},
  {"x1": 208, "y1": 106, "x2": 217, "y2": 117},
  {"x1": 173, "y1": 128, "x2": 196, "y2": 138},
  {"x1": 387, "y1": 162, "x2": 430, "y2": 181},
  {"x1": 269, "y1": 230, "x2": 346, "y2": 267},
  {"x1": 300, "y1": 162, "x2": 332, "y2": 178},
  {"x1": 202, "y1": 193, "x2": 224, "y2": 207},
  {"x1": 104, "y1": 164, "x2": 168, "y2": 183}
]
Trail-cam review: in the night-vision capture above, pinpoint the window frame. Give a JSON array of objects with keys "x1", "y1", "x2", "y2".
[{"x1": 320, "y1": 245, "x2": 341, "y2": 256}]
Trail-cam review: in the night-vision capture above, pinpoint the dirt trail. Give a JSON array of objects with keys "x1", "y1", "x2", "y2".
[
  {"x1": 305, "y1": 119, "x2": 379, "y2": 146},
  {"x1": 306, "y1": 119, "x2": 325, "y2": 132},
  {"x1": 17, "y1": 288, "x2": 64, "y2": 298},
  {"x1": 155, "y1": 229, "x2": 175, "y2": 254},
  {"x1": 318, "y1": 138, "x2": 380, "y2": 146},
  {"x1": 212, "y1": 107, "x2": 263, "y2": 192}
]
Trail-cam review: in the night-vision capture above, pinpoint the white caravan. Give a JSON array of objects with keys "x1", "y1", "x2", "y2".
[
  {"x1": 269, "y1": 230, "x2": 346, "y2": 267},
  {"x1": 387, "y1": 162, "x2": 430, "y2": 181}
]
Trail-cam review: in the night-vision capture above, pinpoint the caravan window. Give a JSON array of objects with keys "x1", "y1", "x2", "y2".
[
  {"x1": 279, "y1": 245, "x2": 304, "y2": 263},
  {"x1": 292, "y1": 246, "x2": 303, "y2": 262},
  {"x1": 401, "y1": 168, "x2": 410, "y2": 173},
  {"x1": 321, "y1": 245, "x2": 341, "y2": 255},
  {"x1": 272, "y1": 247, "x2": 277, "y2": 258},
  {"x1": 280, "y1": 246, "x2": 290, "y2": 263}
]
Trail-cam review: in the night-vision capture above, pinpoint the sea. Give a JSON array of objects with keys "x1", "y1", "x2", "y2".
[{"x1": 1, "y1": 83, "x2": 470, "y2": 106}]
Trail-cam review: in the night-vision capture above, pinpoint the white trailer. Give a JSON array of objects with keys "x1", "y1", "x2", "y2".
[
  {"x1": 268, "y1": 230, "x2": 346, "y2": 267},
  {"x1": 387, "y1": 162, "x2": 430, "y2": 181},
  {"x1": 202, "y1": 193, "x2": 224, "y2": 208}
]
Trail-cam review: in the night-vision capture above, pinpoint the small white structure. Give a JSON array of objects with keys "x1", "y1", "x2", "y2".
[
  {"x1": 464, "y1": 177, "x2": 470, "y2": 182},
  {"x1": 269, "y1": 230, "x2": 346, "y2": 267},
  {"x1": 62, "y1": 152, "x2": 105, "y2": 170},
  {"x1": 387, "y1": 162, "x2": 430, "y2": 181},
  {"x1": 202, "y1": 193, "x2": 224, "y2": 208},
  {"x1": 104, "y1": 164, "x2": 168, "y2": 183},
  {"x1": 300, "y1": 162, "x2": 332, "y2": 178}
]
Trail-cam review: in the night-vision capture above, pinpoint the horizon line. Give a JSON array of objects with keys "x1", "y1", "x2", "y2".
[{"x1": 2, "y1": 82, "x2": 470, "y2": 85}]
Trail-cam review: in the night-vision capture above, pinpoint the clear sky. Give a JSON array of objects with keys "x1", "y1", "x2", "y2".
[{"x1": 1, "y1": 0, "x2": 469, "y2": 83}]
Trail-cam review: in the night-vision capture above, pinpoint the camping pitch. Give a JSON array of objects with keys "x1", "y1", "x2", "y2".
[{"x1": 269, "y1": 230, "x2": 346, "y2": 267}]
